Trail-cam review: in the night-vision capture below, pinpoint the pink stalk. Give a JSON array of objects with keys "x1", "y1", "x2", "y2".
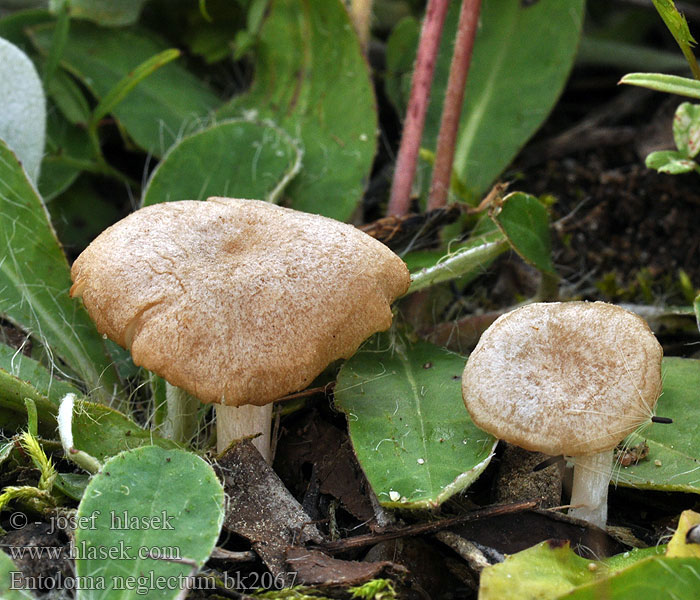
[
  {"x1": 428, "y1": 0, "x2": 481, "y2": 211},
  {"x1": 387, "y1": 0, "x2": 450, "y2": 217}
]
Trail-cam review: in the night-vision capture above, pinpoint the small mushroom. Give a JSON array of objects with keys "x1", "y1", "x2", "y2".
[
  {"x1": 462, "y1": 301, "x2": 663, "y2": 529},
  {"x1": 70, "y1": 198, "x2": 410, "y2": 460}
]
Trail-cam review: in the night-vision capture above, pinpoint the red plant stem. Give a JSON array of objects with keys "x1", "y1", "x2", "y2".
[
  {"x1": 387, "y1": 0, "x2": 450, "y2": 217},
  {"x1": 428, "y1": 0, "x2": 482, "y2": 211}
]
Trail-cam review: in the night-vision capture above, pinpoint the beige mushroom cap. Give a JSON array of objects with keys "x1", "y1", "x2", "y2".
[
  {"x1": 462, "y1": 301, "x2": 662, "y2": 456},
  {"x1": 71, "y1": 197, "x2": 410, "y2": 406}
]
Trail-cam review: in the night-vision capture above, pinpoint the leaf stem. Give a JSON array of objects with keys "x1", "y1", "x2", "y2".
[
  {"x1": 428, "y1": 0, "x2": 482, "y2": 211},
  {"x1": 387, "y1": 0, "x2": 449, "y2": 216}
]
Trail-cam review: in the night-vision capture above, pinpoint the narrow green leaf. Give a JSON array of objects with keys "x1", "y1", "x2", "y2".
[
  {"x1": 614, "y1": 357, "x2": 700, "y2": 494},
  {"x1": 0, "y1": 139, "x2": 124, "y2": 407},
  {"x1": 90, "y1": 48, "x2": 181, "y2": 127},
  {"x1": 75, "y1": 446, "x2": 224, "y2": 600},
  {"x1": 41, "y1": 0, "x2": 69, "y2": 89},
  {"x1": 673, "y1": 102, "x2": 700, "y2": 157},
  {"x1": 405, "y1": 231, "x2": 508, "y2": 295},
  {"x1": 694, "y1": 293, "x2": 700, "y2": 332},
  {"x1": 620, "y1": 72, "x2": 700, "y2": 99},
  {"x1": 141, "y1": 119, "x2": 302, "y2": 207},
  {"x1": 651, "y1": 0, "x2": 700, "y2": 80},
  {"x1": 335, "y1": 336, "x2": 496, "y2": 508},
  {"x1": 219, "y1": 0, "x2": 377, "y2": 221},
  {"x1": 28, "y1": 21, "x2": 220, "y2": 157},
  {"x1": 491, "y1": 192, "x2": 557, "y2": 274}
]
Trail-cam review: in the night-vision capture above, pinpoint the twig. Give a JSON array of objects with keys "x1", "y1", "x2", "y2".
[
  {"x1": 428, "y1": 0, "x2": 482, "y2": 210},
  {"x1": 317, "y1": 499, "x2": 538, "y2": 553},
  {"x1": 387, "y1": 0, "x2": 450, "y2": 216}
]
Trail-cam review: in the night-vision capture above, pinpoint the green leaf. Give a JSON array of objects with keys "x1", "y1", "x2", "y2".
[
  {"x1": 651, "y1": 0, "x2": 700, "y2": 80},
  {"x1": 0, "y1": 364, "x2": 177, "y2": 460},
  {"x1": 89, "y1": 48, "x2": 181, "y2": 128},
  {"x1": 384, "y1": 16, "x2": 419, "y2": 117},
  {"x1": 405, "y1": 230, "x2": 508, "y2": 295},
  {"x1": 0, "y1": 341, "x2": 80, "y2": 404},
  {"x1": 566, "y1": 556, "x2": 700, "y2": 600},
  {"x1": 50, "y1": 0, "x2": 149, "y2": 26},
  {"x1": 219, "y1": 0, "x2": 377, "y2": 221},
  {"x1": 620, "y1": 72, "x2": 700, "y2": 99},
  {"x1": 645, "y1": 149, "x2": 698, "y2": 174},
  {"x1": 414, "y1": 0, "x2": 585, "y2": 199},
  {"x1": 614, "y1": 357, "x2": 700, "y2": 494},
  {"x1": 694, "y1": 293, "x2": 700, "y2": 332},
  {"x1": 75, "y1": 446, "x2": 224, "y2": 600},
  {"x1": 142, "y1": 119, "x2": 302, "y2": 207},
  {"x1": 0, "y1": 36, "x2": 46, "y2": 184},
  {"x1": 480, "y1": 540, "x2": 673, "y2": 600},
  {"x1": 0, "y1": 551, "x2": 36, "y2": 598},
  {"x1": 491, "y1": 192, "x2": 557, "y2": 274},
  {"x1": 0, "y1": 139, "x2": 124, "y2": 406},
  {"x1": 46, "y1": 69, "x2": 91, "y2": 125},
  {"x1": 673, "y1": 102, "x2": 700, "y2": 157},
  {"x1": 335, "y1": 336, "x2": 496, "y2": 508},
  {"x1": 70, "y1": 399, "x2": 179, "y2": 465},
  {"x1": 28, "y1": 21, "x2": 220, "y2": 157},
  {"x1": 39, "y1": 104, "x2": 95, "y2": 201}
]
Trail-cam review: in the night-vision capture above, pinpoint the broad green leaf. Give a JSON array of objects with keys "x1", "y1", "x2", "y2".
[
  {"x1": 0, "y1": 341, "x2": 80, "y2": 404},
  {"x1": 384, "y1": 16, "x2": 419, "y2": 117},
  {"x1": 0, "y1": 551, "x2": 35, "y2": 598},
  {"x1": 620, "y1": 72, "x2": 700, "y2": 99},
  {"x1": 614, "y1": 357, "x2": 700, "y2": 494},
  {"x1": 335, "y1": 336, "x2": 496, "y2": 508},
  {"x1": 50, "y1": 0, "x2": 148, "y2": 26},
  {"x1": 142, "y1": 119, "x2": 302, "y2": 207},
  {"x1": 392, "y1": 0, "x2": 585, "y2": 200},
  {"x1": 75, "y1": 446, "x2": 224, "y2": 600},
  {"x1": 480, "y1": 540, "x2": 671, "y2": 600},
  {"x1": 565, "y1": 557, "x2": 700, "y2": 600},
  {"x1": 28, "y1": 21, "x2": 220, "y2": 157},
  {"x1": 491, "y1": 192, "x2": 556, "y2": 274},
  {"x1": 405, "y1": 230, "x2": 508, "y2": 295},
  {"x1": 219, "y1": 0, "x2": 377, "y2": 221},
  {"x1": 0, "y1": 139, "x2": 123, "y2": 406},
  {"x1": 673, "y1": 102, "x2": 700, "y2": 157},
  {"x1": 645, "y1": 149, "x2": 698, "y2": 174},
  {"x1": 0, "y1": 36, "x2": 45, "y2": 183}
]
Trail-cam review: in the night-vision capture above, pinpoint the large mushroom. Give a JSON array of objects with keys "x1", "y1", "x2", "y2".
[
  {"x1": 70, "y1": 197, "x2": 410, "y2": 460},
  {"x1": 462, "y1": 301, "x2": 663, "y2": 528}
]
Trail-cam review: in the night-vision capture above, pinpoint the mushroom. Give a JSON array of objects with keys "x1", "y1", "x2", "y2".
[
  {"x1": 70, "y1": 197, "x2": 410, "y2": 460},
  {"x1": 462, "y1": 301, "x2": 663, "y2": 528}
]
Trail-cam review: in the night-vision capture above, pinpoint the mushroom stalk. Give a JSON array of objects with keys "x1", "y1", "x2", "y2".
[
  {"x1": 216, "y1": 404, "x2": 272, "y2": 463},
  {"x1": 163, "y1": 383, "x2": 200, "y2": 444},
  {"x1": 568, "y1": 450, "x2": 614, "y2": 529}
]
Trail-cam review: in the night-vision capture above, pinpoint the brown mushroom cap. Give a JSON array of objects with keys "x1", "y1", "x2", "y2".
[
  {"x1": 462, "y1": 301, "x2": 662, "y2": 456},
  {"x1": 71, "y1": 197, "x2": 410, "y2": 406}
]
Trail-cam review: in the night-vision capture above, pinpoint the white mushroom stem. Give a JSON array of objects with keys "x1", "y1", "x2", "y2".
[
  {"x1": 163, "y1": 383, "x2": 201, "y2": 444},
  {"x1": 568, "y1": 450, "x2": 614, "y2": 529},
  {"x1": 216, "y1": 404, "x2": 272, "y2": 463}
]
